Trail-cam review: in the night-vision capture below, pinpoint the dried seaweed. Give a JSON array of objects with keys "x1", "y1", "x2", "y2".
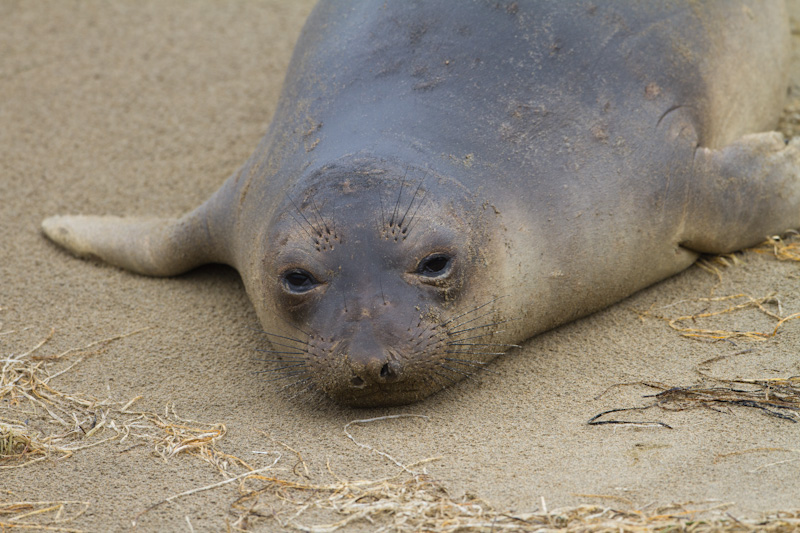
[
  {"x1": 1, "y1": 326, "x2": 257, "y2": 530},
  {"x1": 228, "y1": 464, "x2": 800, "y2": 532},
  {"x1": 637, "y1": 293, "x2": 800, "y2": 341},
  {"x1": 4, "y1": 326, "x2": 800, "y2": 532},
  {"x1": 751, "y1": 233, "x2": 800, "y2": 262},
  {"x1": 0, "y1": 500, "x2": 89, "y2": 532},
  {"x1": 591, "y1": 375, "x2": 800, "y2": 429}
]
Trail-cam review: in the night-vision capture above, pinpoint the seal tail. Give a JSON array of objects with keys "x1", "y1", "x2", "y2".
[{"x1": 41, "y1": 204, "x2": 226, "y2": 277}]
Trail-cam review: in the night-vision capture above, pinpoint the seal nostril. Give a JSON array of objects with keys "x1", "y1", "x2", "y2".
[
  {"x1": 351, "y1": 376, "x2": 365, "y2": 387},
  {"x1": 379, "y1": 361, "x2": 401, "y2": 382}
]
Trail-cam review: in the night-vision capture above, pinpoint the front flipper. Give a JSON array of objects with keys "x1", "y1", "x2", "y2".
[
  {"x1": 42, "y1": 209, "x2": 225, "y2": 277},
  {"x1": 680, "y1": 132, "x2": 800, "y2": 254}
]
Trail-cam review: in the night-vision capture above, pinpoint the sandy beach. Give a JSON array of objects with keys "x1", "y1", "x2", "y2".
[{"x1": 2, "y1": 1, "x2": 800, "y2": 530}]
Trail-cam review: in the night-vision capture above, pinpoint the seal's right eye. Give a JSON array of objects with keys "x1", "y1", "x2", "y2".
[{"x1": 282, "y1": 269, "x2": 319, "y2": 293}]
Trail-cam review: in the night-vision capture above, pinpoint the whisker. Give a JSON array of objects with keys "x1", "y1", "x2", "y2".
[
  {"x1": 275, "y1": 317, "x2": 314, "y2": 338},
  {"x1": 397, "y1": 179, "x2": 424, "y2": 229},
  {"x1": 254, "y1": 363, "x2": 307, "y2": 373},
  {"x1": 438, "y1": 363, "x2": 475, "y2": 379},
  {"x1": 444, "y1": 357, "x2": 488, "y2": 365},
  {"x1": 446, "y1": 343, "x2": 521, "y2": 348},
  {"x1": 310, "y1": 197, "x2": 330, "y2": 234},
  {"x1": 287, "y1": 194, "x2": 320, "y2": 240},
  {"x1": 444, "y1": 331, "x2": 507, "y2": 342},
  {"x1": 254, "y1": 358, "x2": 306, "y2": 363},
  {"x1": 390, "y1": 171, "x2": 408, "y2": 226},
  {"x1": 444, "y1": 358, "x2": 500, "y2": 374},
  {"x1": 447, "y1": 310, "x2": 496, "y2": 332},
  {"x1": 248, "y1": 324, "x2": 306, "y2": 340},
  {"x1": 448, "y1": 318, "x2": 520, "y2": 337},
  {"x1": 426, "y1": 374, "x2": 447, "y2": 390},
  {"x1": 258, "y1": 331, "x2": 311, "y2": 346},
  {"x1": 403, "y1": 178, "x2": 428, "y2": 237},
  {"x1": 379, "y1": 189, "x2": 386, "y2": 230},
  {"x1": 259, "y1": 340, "x2": 309, "y2": 352},
  {"x1": 441, "y1": 296, "x2": 509, "y2": 327},
  {"x1": 288, "y1": 209, "x2": 317, "y2": 243},
  {"x1": 280, "y1": 376, "x2": 312, "y2": 391},
  {"x1": 445, "y1": 350, "x2": 507, "y2": 356},
  {"x1": 432, "y1": 368, "x2": 460, "y2": 383},
  {"x1": 287, "y1": 380, "x2": 316, "y2": 400},
  {"x1": 255, "y1": 349, "x2": 306, "y2": 355}
]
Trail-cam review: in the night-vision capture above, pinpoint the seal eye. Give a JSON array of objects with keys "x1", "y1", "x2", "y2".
[
  {"x1": 282, "y1": 269, "x2": 319, "y2": 293},
  {"x1": 416, "y1": 253, "x2": 452, "y2": 278}
]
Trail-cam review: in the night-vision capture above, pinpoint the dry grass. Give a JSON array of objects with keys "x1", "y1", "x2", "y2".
[
  {"x1": 617, "y1": 236, "x2": 800, "y2": 425},
  {"x1": 4, "y1": 272, "x2": 800, "y2": 532},
  {"x1": 227, "y1": 468, "x2": 800, "y2": 532},
  {"x1": 591, "y1": 375, "x2": 800, "y2": 429},
  {"x1": 223, "y1": 420, "x2": 800, "y2": 532},
  {"x1": 636, "y1": 292, "x2": 800, "y2": 341},
  {"x1": 752, "y1": 234, "x2": 800, "y2": 262},
  {"x1": 0, "y1": 500, "x2": 90, "y2": 532},
  {"x1": 1, "y1": 327, "x2": 140, "y2": 468},
  {"x1": 636, "y1": 235, "x2": 800, "y2": 340},
  {"x1": 0, "y1": 327, "x2": 234, "y2": 471},
  {"x1": 595, "y1": 240, "x2": 800, "y2": 428},
  {"x1": 0, "y1": 325, "x2": 251, "y2": 530},
  {"x1": 3, "y1": 313, "x2": 800, "y2": 532}
]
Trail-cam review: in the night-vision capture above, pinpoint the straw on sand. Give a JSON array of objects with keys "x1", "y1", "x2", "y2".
[{"x1": 5, "y1": 233, "x2": 800, "y2": 533}]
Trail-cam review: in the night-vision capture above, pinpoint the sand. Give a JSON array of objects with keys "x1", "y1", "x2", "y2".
[{"x1": 2, "y1": 1, "x2": 799, "y2": 531}]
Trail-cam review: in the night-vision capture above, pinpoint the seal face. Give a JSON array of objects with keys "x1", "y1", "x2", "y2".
[
  {"x1": 260, "y1": 162, "x2": 503, "y2": 406},
  {"x1": 42, "y1": 1, "x2": 799, "y2": 407}
]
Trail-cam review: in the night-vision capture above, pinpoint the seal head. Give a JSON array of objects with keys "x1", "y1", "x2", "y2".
[{"x1": 257, "y1": 161, "x2": 504, "y2": 406}]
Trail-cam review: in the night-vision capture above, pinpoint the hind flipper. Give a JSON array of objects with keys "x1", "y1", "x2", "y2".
[
  {"x1": 42, "y1": 211, "x2": 222, "y2": 277},
  {"x1": 680, "y1": 133, "x2": 800, "y2": 254}
]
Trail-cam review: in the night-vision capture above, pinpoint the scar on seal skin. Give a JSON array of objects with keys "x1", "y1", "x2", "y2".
[{"x1": 43, "y1": 1, "x2": 799, "y2": 407}]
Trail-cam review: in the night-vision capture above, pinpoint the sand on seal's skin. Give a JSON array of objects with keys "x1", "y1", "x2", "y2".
[{"x1": 2, "y1": 1, "x2": 800, "y2": 530}]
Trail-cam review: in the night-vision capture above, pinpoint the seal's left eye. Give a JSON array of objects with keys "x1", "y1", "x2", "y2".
[
  {"x1": 416, "y1": 253, "x2": 452, "y2": 278},
  {"x1": 282, "y1": 269, "x2": 319, "y2": 293}
]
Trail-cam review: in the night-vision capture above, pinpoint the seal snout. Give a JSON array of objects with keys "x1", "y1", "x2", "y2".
[
  {"x1": 349, "y1": 358, "x2": 402, "y2": 388},
  {"x1": 345, "y1": 325, "x2": 403, "y2": 388},
  {"x1": 348, "y1": 351, "x2": 403, "y2": 386}
]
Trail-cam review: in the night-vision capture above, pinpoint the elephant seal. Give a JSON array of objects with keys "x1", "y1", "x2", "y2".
[{"x1": 43, "y1": 1, "x2": 798, "y2": 407}]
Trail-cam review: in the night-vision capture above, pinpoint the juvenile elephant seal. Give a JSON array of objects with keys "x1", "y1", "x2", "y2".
[{"x1": 43, "y1": 1, "x2": 798, "y2": 407}]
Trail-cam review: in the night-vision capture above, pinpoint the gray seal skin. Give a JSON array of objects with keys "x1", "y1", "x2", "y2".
[{"x1": 42, "y1": 1, "x2": 798, "y2": 407}]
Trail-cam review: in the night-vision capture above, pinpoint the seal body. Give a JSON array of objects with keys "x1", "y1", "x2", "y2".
[{"x1": 43, "y1": 1, "x2": 798, "y2": 406}]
